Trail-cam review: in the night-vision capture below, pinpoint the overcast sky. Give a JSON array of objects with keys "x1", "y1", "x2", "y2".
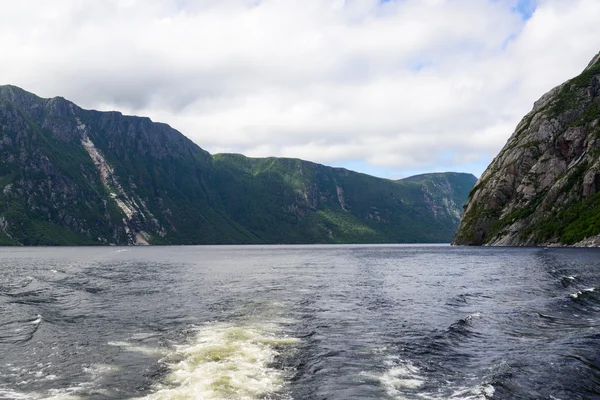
[{"x1": 1, "y1": 0, "x2": 599, "y2": 178}]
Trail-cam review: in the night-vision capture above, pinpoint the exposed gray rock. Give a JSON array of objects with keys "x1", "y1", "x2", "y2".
[{"x1": 454, "y1": 51, "x2": 600, "y2": 247}]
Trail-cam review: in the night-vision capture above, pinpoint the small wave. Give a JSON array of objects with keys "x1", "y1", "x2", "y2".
[
  {"x1": 108, "y1": 341, "x2": 167, "y2": 357},
  {"x1": 410, "y1": 382, "x2": 495, "y2": 400},
  {"x1": 450, "y1": 384, "x2": 495, "y2": 399},
  {"x1": 537, "y1": 312, "x2": 559, "y2": 320},
  {"x1": 37, "y1": 364, "x2": 120, "y2": 399},
  {"x1": 447, "y1": 313, "x2": 482, "y2": 339},
  {"x1": 570, "y1": 288, "x2": 595, "y2": 299},
  {"x1": 0, "y1": 277, "x2": 35, "y2": 294},
  {"x1": 0, "y1": 315, "x2": 42, "y2": 344},
  {"x1": 465, "y1": 312, "x2": 481, "y2": 321},
  {"x1": 81, "y1": 363, "x2": 121, "y2": 378},
  {"x1": 0, "y1": 389, "x2": 33, "y2": 399},
  {"x1": 360, "y1": 356, "x2": 425, "y2": 397},
  {"x1": 561, "y1": 276, "x2": 578, "y2": 287},
  {"x1": 139, "y1": 322, "x2": 299, "y2": 400},
  {"x1": 130, "y1": 332, "x2": 160, "y2": 340},
  {"x1": 0, "y1": 388, "x2": 85, "y2": 400},
  {"x1": 380, "y1": 363, "x2": 424, "y2": 392}
]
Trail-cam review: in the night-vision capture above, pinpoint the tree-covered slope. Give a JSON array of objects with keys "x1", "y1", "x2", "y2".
[
  {"x1": 213, "y1": 154, "x2": 476, "y2": 243},
  {"x1": 0, "y1": 85, "x2": 476, "y2": 245},
  {"x1": 453, "y1": 52, "x2": 600, "y2": 246}
]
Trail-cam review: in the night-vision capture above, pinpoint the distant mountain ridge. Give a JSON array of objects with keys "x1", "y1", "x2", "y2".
[
  {"x1": 0, "y1": 85, "x2": 476, "y2": 245},
  {"x1": 213, "y1": 154, "x2": 476, "y2": 243},
  {"x1": 453, "y1": 52, "x2": 600, "y2": 246}
]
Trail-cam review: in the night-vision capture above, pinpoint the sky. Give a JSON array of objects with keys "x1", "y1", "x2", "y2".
[{"x1": 1, "y1": 0, "x2": 600, "y2": 179}]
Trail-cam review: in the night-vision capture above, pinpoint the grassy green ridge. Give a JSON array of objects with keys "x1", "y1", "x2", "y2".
[{"x1": 213, "y1": 154, "x2": 477, "y2": 243}]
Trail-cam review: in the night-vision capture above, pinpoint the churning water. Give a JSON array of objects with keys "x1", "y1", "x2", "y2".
[{"x1": 1, "y1": 245, "x2": 600, "y2": 399}]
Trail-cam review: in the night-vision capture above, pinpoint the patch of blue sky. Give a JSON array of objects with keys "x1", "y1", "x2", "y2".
[
  {"x1": 501, "y1": 33, "x2": 518, "y2": 50},
  {"x1": 379, "y1": 0, "x2": 536, "y2": 19},
  {"x1": 337, "y1": 155, "x2": 486, "y2": 180},
  {"x1": 498, "y1": 1, "x2": 537, "y2": 51},
  {"x1": 408, "y1": 59, "x2": 434, "y2": 72},
  {"x1": 393, "y1": 158, "x2": 487, "y2": 180},
  {"x1": 513, "y1": 0, "x2": 537, "y2": 20}
]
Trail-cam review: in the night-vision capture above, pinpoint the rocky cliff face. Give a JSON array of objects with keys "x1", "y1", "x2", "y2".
[
  {"x1": 0, "y1": 85, "x2": 252, "y2": 245},
  {"x1": 453, "y1": 52, "x2": 600, "y2": 247},
  {"x1": 0, "y1": 85, "x2": 476, "y2": 245}
]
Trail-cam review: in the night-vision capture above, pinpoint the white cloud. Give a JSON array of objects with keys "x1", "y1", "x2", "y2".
[{"x1": 1, "y1": 0, "x2": 599, "y2": 178}]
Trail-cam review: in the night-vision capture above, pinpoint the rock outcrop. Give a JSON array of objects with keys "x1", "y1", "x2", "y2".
[
  {"x1": 0, "y1": 85, "x2": 252, "y2": 245},
  {"x1": 453, "y1": 52, "x2": 600, "y2": 246}
]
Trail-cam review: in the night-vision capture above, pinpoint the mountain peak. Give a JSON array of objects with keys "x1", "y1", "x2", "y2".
[{"x1": 584, "y1": 51, "x2": 600, "y2": 72}]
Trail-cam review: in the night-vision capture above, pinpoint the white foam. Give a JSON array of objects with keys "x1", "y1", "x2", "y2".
[
  {"x1": 30, "y1": 364, "x2": 119, "y2": 400},
  {"x1": 360, "y1": 350, "x2": 497, "y2": 400},
  {"x1": 0, "y1": 389, "x2": 84, "y2": 400},
  {"x1": 361, "y1": 357, "x2": 425, "y2": 397},
  {"x1": 131, "y1": 332, "x2": 158, "y2": 340},
  {"x1": 381, "y1": 366, "x2": 425, "y2": 390},
  {"x1": 81, "y1": 363, "x2": 121, "y2": 377},
  {"x1": 465, "y1": 312, "x2": 482, "y2": 322},
  {"x1": 0, "y1": 389, "x2": 33, "y2": 399},
  {"x1": 450, "y1": 384, "x2": 495, "y2": 399},
  {"x1": 139, "y1": 322, "x2": 299, "y2": 400},
  {"x1": 108, "y1": 341, "x2": 167, "y2": 357},
  {"x1": 570, "y1": 288, "x2": 595, "y2": 299},
  {"x1": 42, "y1": 394, "x2": 85, "y2": 400}
]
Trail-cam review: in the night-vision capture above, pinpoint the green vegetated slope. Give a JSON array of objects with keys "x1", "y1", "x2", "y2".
[
  {"x1": 453, "y1": 51, "x2": 600, "y2": 246},
  {"x1": 0, "y1": 85, "x2": 476, "y2": 245},
  {"x1": 213, "y1": 154, "x2": 477, "y2": 243}
]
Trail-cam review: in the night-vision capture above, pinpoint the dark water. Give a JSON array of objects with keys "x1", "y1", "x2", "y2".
[{"x1": 1, "y1": 245, "x2": 600, "y2": 400}]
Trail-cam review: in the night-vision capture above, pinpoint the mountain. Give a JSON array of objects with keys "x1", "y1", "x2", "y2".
[
  {"x1": 0, "y1": 85, "x2": 476, "y2": 245},
  {"x1": 213, "y1": 155, "x2": 477, "y2": 243},
  {"x1": 453, "y1": 52, "x2": 600, "y2": 247},
  {"x1": 0, "y1": 85, "x2": 255, "y2": 245}
]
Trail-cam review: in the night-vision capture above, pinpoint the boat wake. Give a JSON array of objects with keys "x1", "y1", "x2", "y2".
[{"x1": 141, "y1": 321, "x2": 299, "y2": 400}]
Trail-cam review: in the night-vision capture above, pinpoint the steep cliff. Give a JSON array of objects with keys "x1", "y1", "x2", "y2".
[
  {"x1": 453, "y1": 52, "x2": 600, "y2": 246},
  {"x1": 0, "y1": 85, "x2": 254, "y2": 245},
  {"x1": 0, "y1": 85, "x2": 476, "y2": 245}
]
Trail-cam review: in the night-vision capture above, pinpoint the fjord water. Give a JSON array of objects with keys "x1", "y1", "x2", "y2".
[{"x1": 1, "y1": 246, "x2": 600, "y2": 400}]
